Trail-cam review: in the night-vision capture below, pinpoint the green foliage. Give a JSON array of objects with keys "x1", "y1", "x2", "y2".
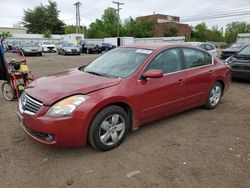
[
  {"x1": 23, "y1": 0, "x2": 64, "y2": 34},
  {"x1": 85, "y1": 8, "x2": 154, "y2": 38},
  {"x1": 0, "y1": 32, "x2": 12, "y2": 38},
  {"x1": 224, "y1": 22, "x2": 250, "y2": 44},
  {"x1": 64, "y1": 25, "x2": 85, "y2": 34},
  {"x1": 165, "y1": 23, "x2": 179, "y2": 37},
  {"x1": 85, "y1": 8, "x2": 119, "y2": 38},
  {"x1": 191, "y1": 23, "x2": 224, "y2": 42},
  {"x1": 122, "y1": 17, "x2": 154, "y2": 38},
  {"x1": 43, "y1": 30, "x2": 52, "y2": 38}
]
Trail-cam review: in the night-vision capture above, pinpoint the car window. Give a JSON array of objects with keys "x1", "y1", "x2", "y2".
[
  {"x1": 145, "y1": 48, "x2": 182, "y2": 74},
  {"x1": 199, "y1": 44, "x2": 206, "y2": 50},
  {"x1": 205, "y1": 44, "x2": 214, "y2": 51},
  {"x1": 183, "y1": 48, "x2": 212, "y2": 68}
]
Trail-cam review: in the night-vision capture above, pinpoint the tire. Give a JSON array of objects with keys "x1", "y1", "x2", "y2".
[
  {"x1": 1, "y1": 82, "x2": 15, "y2": 101},
  {"x1": 205, "y1": 81, "x2": 223, "y2": 109},
  {"x1": 39, "y1": 52, "x2": 42, "y2": 56},
  {"x1": 88, "y1": 105, "x2": 129, "y2": 151}
]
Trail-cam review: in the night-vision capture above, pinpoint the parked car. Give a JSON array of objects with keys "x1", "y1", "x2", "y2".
[
  {"x1": 225, "y1": 44, "x2": 250, "y2": 80},
  {"x1": 186, "y1": 42, "x2": 218, "y2": 57},
  {"x1": 57, "y1": 42, "x2": 80, "y2": 55},
  {"x1": 221, "y1": 43, "x2": 247, "y2": 60},
  {"x1": 82, "y1": 43, "x2": 102, "y2": 54},
  {"x1": 41, "y1": 41, "x2": 56, "y2": 53},
  {"x1": 20, "y1": 42, "x2": 42, "y2": 56},
  {"x1": 17, "y1": 44, "x2": 231, "y2": 151},
  {"x1": 100, "y1": 43, "x2": 116, "y2": 51}
]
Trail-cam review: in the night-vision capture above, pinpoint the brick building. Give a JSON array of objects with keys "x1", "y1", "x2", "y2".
[{"x1": 137, "y1": 14, "x2": 191, "y2": 39}]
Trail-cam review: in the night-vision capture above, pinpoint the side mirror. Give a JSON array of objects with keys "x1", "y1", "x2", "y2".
[{"x1": 142, "y1": 69, "x2": 164, "y2": 79}]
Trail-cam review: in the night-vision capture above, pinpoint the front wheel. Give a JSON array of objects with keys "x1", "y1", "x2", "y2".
[
  {"x1": 1, "y1": 82, "x2": 15, "y2": 101},
  {"x1": 88, "y1": 106, "x2": 129, "y2": 151},
  {"x1": 205, "y1": 82, "x2": 222, "y2": 109}
]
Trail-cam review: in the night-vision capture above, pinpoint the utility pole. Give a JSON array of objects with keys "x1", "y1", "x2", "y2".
[
  {"x1": 74, "y1": 1, "x2": 81, "y2": 34},
  {"x1": 113, "y1": 1, "x2": 124, "y2": 37}
]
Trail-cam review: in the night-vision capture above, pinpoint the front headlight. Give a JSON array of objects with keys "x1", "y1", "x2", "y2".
[{"x1": 45, "y1": 95, "x2": 90, "y2": 117}]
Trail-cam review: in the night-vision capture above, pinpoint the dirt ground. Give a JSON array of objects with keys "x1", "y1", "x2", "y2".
[{"x1": 0, "y1": 52, "x2": 249, "y2": 188}]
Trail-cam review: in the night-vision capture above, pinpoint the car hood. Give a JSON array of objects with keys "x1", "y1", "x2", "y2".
[
  {"x1": 222, "y1": 48, "x2": 240, "y2": 53},
  {"x1": 42, "y1": 44, "x2": 55, "y2": 48},
  {"x1": 26, "y1": 69, "x2": 121, "y2": 105},
  {"x1": 63, "y1": 47, "x2": 79, "y2": 50},
  {"x1": 22, "y1": 47, "x2": 41, "y2": 51}
]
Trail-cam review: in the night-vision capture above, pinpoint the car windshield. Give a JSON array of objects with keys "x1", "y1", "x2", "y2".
[
  {"x1": 64, "y1": 43, "x2": 75, "y2": 47},
  {"x1": 43, "y1": 42, "x2": 52, "y2": 45},
  {"x1": 237, "y1": 45, "x2": 250, "y2": 56},
  {"x1": 83, "y1": 48, "x2": 152, "y2": 78},
  {"x1": 231, "y1": 43, "x2": 246, "y2": 48},
  {"x1": 23, "y1": 43, "x2": 39, "y2": 47}
]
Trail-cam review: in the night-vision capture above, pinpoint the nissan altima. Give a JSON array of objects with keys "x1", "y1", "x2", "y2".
[{"x1": 17, "y1": 44, "x2": 231, "y2": 151}]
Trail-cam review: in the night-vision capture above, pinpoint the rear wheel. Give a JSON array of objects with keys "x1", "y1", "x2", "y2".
[
  {"x1": 205, "y1": 81, "x2": 222, "y2": 109},
  {"x1": 1, "y1": 82, "x2": 15, "y2": 101},
  {"x1": 88, "y1": 106, "x2": 129, "y2": 151}
]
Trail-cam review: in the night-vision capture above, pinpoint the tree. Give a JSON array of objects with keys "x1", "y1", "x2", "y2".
[
  {"x1": 165, "y1": 23, "x2": 179, "y2": 37},
  {"x1": 192, "y1": 22, "x2": 208, "y2": 42},
  {"x1": 123, "y1": 17, "x2": 154, "y2": 38},
  {"x1": 206, "y1": 26, "x2": 224, "y2": 42},
  {"x1": 0, "y1": 32, "x2": 12, "y2": 38},
  {"x1": 43, "y1": 30, "x2": 52, "y2": 38},
  {"x1": 102, "y1": 7, "x2": 119, "y2": 37},
  {"x1": 64, "y1": 25, "x2": 85, "y2": 34},
  {"x1": 23, "y1": 0, "x2": 64, "y2": 34},
  {"x1": 225, "y1": 22, "x2": 250, "y2": 44}
]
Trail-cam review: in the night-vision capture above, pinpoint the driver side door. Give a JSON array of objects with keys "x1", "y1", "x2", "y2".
[{"x1": 137, "y1": 48, "x2": 187, "y2": 123}]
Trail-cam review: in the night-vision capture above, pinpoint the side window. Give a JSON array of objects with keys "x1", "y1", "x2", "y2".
[
  {"x1": 145, "y1": 49, "x2": 182, "y2": 74},
  {"x1": 199, "y1": 44, "x2": 206, "y2": 50},
  {"x1": 205, "y1": 44, "x2": 214, "y2": 51},
  {"x1": 183, "y1": 48, "x2": 212, "y2": 68}
]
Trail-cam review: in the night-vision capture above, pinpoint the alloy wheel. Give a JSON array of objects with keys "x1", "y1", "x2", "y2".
[{"x1": 99, "y1": 114, "x2": 126, "y2": 146}]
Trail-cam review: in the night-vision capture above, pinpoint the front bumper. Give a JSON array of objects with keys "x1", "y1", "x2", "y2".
[
  {"x1": 232, "y1": 69, "x2": 250, "y2": 80},
  {"x1": 43, "y1": 47, "x2": 56, "y2": 53},
  {"x1": 17, "y1": 109, "x2": 88, "y2": 148},
  {"x1": 23, "y1": 51, "x2": 42, "y2": 55},
  {"x1": 65, "y1": 50, "x2": 80, "y2": 55}
]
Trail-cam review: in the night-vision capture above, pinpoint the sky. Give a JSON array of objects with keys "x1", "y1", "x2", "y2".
[{"x1": 0, "y1": 0, "x2": 250, "y2": 29}]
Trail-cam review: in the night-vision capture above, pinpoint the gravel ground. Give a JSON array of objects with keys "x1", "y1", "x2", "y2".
[{"x1": 0, "y1": 53, "x2": 249, "y2": 188}]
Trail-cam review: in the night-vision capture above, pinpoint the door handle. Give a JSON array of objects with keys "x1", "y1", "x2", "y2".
[{"x1": 177, "y1": 79, "x2": 184, "y2": 86}]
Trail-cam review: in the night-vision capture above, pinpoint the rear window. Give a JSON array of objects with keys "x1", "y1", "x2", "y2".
[{"x1": 183, "y1": 48, "x2": 212, "y2": 68}]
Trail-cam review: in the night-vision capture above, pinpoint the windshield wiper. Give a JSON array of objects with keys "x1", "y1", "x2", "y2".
[{"x1": 85, "y1": 70, "x2": 103, "y2": 76}]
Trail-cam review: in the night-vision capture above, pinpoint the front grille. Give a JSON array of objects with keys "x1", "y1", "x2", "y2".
[
  {"x1": 19, "y1": 92, "x2": 43, "y2": 115},
  {"x1": 232, "y1": 65, "x2": 250, "y2": 71},
  {"x1": 71, "y1": 49, "x2": 77, "y2": 53}
]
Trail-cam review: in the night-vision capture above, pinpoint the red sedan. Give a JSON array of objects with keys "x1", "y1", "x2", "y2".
[{"x1": 17, "y1": 44, "x2": 231, "y2": 151}]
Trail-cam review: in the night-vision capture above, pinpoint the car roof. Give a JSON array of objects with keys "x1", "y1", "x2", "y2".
[{"x1": 122, "y1": 43, "x2": 204, "y2": 51}]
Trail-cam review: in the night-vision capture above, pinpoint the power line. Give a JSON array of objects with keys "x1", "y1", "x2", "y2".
[
  {"x1": 182, "y1": 6, "x2": 250, "y2": 19},
  {"x1": 113, "y1": 1, "x2": 125, "y2": 37},
  {"x1": 181, "y1": 8, "x2": 250, "y2": 22}
]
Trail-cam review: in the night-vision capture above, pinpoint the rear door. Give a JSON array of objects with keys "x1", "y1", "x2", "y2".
[
  {"x1": 138, "y1": 48, "x2": 187, "y2": 122},
  {"x1": 181, "y1": 48, "x2": 214, "y2": 107}
]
